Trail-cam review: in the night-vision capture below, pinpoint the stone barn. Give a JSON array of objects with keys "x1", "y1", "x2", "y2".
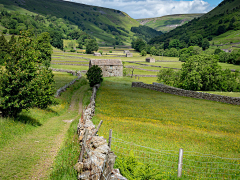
[
  {"x1": 89, "y1": 59, "x2": 123, "y2": 77},
  {"x1": 123, "y1": 50, "x2": 130, "y2": 54},
  {"x1": 126, "y1": 53, "x2": 133, "y2": 57},
  {"x1": 146, "y1": 57, "x2": 155, "y2": 63},
  {"x1": 93, "y1": 52, "x2": 101, "y2": 56}
]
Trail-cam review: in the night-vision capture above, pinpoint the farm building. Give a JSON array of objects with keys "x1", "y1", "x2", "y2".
[
  {"x1": 89, "y1": 59, "x2": 123, "y2": 77},
  {"x1": 123, "y1": 50, "x2": 130, "y2": 54},
  {"x1": 93, "y1": 52, "x2": 101, "y2": 56},
  {"x1": 126, "y1": 53, "x2": 133, "y2": 57},
  {"x1": 146, "y1": 57, "x2": 155, "y2": 63}
]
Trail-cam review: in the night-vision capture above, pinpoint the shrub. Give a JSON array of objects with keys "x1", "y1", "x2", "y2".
[
  {"x1": 99, "y1": 50, "x2": 103, "y2": 55},
  {"x1": 109, "y1": 50, "x2": 112, "y2": 53},
  {"x1": 140, "y1": 50, "x2": 147, "y2": 56},
  {"x1": 86, "y1": 65, "x2": 103, "y2": 87}
]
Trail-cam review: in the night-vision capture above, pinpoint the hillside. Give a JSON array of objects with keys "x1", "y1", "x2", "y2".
[
  {"x1": 0, "y1": 0, "x2": 144, "y2": 45},
  {"x1": 137, "y1": 13, "x2": 204, "y2": 33},
  {"x1": 149, "y1": 0, "x2": 240, "y2": 46}
]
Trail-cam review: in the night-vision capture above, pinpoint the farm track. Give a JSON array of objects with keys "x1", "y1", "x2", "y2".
[{"x1": 0, "y1": 85, "x2": 86, "y2": 180}]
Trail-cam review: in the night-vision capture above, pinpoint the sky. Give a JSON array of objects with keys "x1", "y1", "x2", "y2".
[{"x1": 65, "y1": 0, "x2": 223, "y2": 19}]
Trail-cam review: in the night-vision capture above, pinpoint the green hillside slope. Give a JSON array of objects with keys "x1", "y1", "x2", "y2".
[
  {"x1": 137, "y1": 14, "x2": 204, "y2": 33},
  {"x1": 0, "y1": 0, "x2": 141, "y2": 45},
  {"x1": 149, "y1": 0, "x2": 240, "y2": 45}
]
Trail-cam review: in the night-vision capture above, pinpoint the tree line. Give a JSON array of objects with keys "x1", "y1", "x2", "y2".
[{"x1": 157, "y1": 55, "x2": 240, "y2": 92}]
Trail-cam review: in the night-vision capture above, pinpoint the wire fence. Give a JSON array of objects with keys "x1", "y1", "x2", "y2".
[{"x1": 111, "y1": 135, "x2": 240, "y2": 179}]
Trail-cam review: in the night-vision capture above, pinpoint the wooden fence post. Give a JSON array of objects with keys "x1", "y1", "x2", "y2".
[
  {"x1": 93, "y1": 120, "x2": 103, "y2": 136},
  {"x1": 78, "y1": 129, "x2": 89, "y2": 162},
  {"x1": 108, "y1": 129, "x2": 112, "y2": 149},
  {"x1": 178, "y1": 148, "x2": 184, "y2": 178}
]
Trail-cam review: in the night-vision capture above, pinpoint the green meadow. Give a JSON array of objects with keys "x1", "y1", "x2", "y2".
[
  {"x1": 0, "y1": 72, "x2": 90, "y2": 179},
  {"x1": 91, "y1": 77, "x2": 240, "y2": 179}
]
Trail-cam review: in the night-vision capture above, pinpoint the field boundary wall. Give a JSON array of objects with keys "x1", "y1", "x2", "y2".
[
  {"x1": 132, "y1": 82, "x2": 240, "y2": 105},
  {"x1": 74, "y1": 84, "x2": 126, "y2": 180}
]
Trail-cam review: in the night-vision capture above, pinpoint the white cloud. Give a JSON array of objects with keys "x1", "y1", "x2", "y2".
[{"x1": 65, "y1": 0, "x2": 213, "y2": 19}]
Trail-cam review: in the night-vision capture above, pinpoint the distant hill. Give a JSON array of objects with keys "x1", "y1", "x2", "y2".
[
  {"x1": 0, "y1": 0, "x2": 150, "y2": 45},
  {"x1": 137, "y1": 14, "x2": 204, "y2": 33},
  {"x1": 149, "y1": 0, "x2": 240, "y2": 46}
]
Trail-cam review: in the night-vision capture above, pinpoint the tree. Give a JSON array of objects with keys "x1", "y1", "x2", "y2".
[
  {"x1": 157, "y1": 68, "x2": 180, "y2": 86},
  {"x1": 140, "y1": 50, "x2": 147, "y2": 56},
  {"x1": 49, "y1": 30, "x2": 63, "y2": 50},
  {"x1": 0, "y1": 31, "x2": 55, "y2": 117},
  {"x1": 169, "y1": 39, "x2": 180, "y2": 49},
  {"x1": 179, "y1": 55, "x2": 233, "y2": 91},
  {"x1": 133, "y1": 39, "x2": 146, "y2": 52},
  {"x1": 35, "y1": 32, "x2": 52, "y2": 68},
  {"x1": 0, "y1": 34, "x2": 8, "y2": 65},
  {"x1": 86, "y1": 65, "x2": 103, "y2": 87},
  {"x1": 202, "y1": 38, "x2": 209, "y2": 50},
  {"x1": 8, "y1": 34, "x2": 16, "y2": 47},
  {"x1": 86, "y1": 39, "x2": 98, "y2": 54}
]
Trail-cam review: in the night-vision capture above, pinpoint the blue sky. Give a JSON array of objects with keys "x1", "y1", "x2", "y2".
[{"x1": 66, "y1": 0, "x2": 224, "y2": 19}]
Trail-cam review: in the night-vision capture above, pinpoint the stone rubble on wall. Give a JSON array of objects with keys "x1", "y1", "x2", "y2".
[
  {"x1": 132, "y1": 82, "x2": 240, "y2": 105},
  {"x1": 52, "y1": 68, "x2": 82, "y2": 97},
  {"x1": 75, "y1": 84, "x2": 127, "y2": 180}
]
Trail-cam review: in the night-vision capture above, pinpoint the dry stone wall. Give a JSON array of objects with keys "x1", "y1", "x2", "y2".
[
  {"x1": 132, "y1": 82, "x2": 240, "y2": 105},
  {"x1": 75, "y1": 85, "x2": 126, "y2": 180},
  {"x1": 52, "y1": 68, "x2": 81, "y2": 97}
]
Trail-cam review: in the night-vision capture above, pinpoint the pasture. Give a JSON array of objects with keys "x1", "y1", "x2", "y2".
[{"x1": 91, "y1": 77, "x2": 240, "y2": 179}]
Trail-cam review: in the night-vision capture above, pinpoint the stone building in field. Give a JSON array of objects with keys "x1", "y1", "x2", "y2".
[
  {"x1": 123, "y1": 50, "x2": 130, "y2": 54},
  {"x1": 89, "y1": 59, "x2": 123, "y2": 77},
  {"x1": 93, "y1": 52, "x2": 101, "y2": 56},
  {"x1": 146, "y1": 57, "x2": 155, "y2": 63},
  {"x1": 126, "y1": 53, "x2": 133, "y2": 57}
]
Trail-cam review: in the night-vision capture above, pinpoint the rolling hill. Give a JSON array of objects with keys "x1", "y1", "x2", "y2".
[
  {"x1": 136, "y1": 13, "x2": 204, "y2": 33},
  {"x1": 0, "y1": 0, "x2": 162, "y2": 45},
  {"x1": 149, "y1": 0, "x2": 240, "y2": 46}
]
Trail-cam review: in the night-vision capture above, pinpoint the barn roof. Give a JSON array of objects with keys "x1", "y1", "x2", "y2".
[{"x1": 90, "y1": 59, "x2": 122, "y2": 66}]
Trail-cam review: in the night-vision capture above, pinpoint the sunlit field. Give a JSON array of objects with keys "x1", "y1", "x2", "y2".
[{"x1": 92, "y1": 77, "x2": 240, "y2": 179}]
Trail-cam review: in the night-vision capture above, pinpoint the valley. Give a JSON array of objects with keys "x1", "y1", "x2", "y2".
[{"x1": 0, "y1": 0, "x2": 240, "y2": 179}]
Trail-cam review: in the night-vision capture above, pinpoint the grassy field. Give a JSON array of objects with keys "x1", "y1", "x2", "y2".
[
  {"x1": 0, "y1": 72, "x2": 89, "y2": 179},
  {"x1": 91, "y1": 77, "x2": 240, "y2": 179},
  {"x1": 137, "y1": 14, "x2": 204, "y2": 32}
]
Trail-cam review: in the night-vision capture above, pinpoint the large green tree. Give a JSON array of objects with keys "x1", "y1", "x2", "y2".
[
  {"x1": 0, "y1": 34, "x2": 9, "y2": 65},
  {"x1": 0, "y1": 31, "x2": 55, "y2": 117},
  {"x1": 179, "y1": 55, "x2": 240, "y2": 91},
  {"x1": 86, "y1": 65, "x2": 103, "y2": 87},
  {"x1": 86, "y1": 39, "x2": 99, "y2": 54}
]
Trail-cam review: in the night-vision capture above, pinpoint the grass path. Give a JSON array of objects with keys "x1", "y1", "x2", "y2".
[{"x1": 0, "y1": 85, "x2": 85, "y2": 179}]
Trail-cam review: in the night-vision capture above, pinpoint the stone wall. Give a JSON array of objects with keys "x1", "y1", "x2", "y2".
[
  {"x1": 75, "y1": 85, "x2": 126, "y2": 180},
  {"x1": 52, "y1": 68, "x2": 81, "y2": 97},
  {"x1": 132, "y1": 82, "x2": 240, "y2": 105}
]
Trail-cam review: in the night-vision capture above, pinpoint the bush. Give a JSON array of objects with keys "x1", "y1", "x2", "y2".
[
  {"x1": 179, "y1": 53, "x2": 190, "y2": 62},
  {"x1": 86, "y1": 65, "x2": 103, "y2": 87},
  {"x1": 109, "y1": 50, "x2": 112, "y2": 53},
  {"x1": 140, "y1": 50, "x2": 147, "y2": 56},
  {"x1": 99, "y1": 50, "x2": 103, "y2": 55},
  {"x1": 157, "y1": 68, "x2": 180, "y2": 86}
]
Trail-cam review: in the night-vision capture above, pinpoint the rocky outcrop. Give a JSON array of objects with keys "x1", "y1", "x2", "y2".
[{"x1": 75, "y1": 85, "x2": 126, "y2": 180}]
